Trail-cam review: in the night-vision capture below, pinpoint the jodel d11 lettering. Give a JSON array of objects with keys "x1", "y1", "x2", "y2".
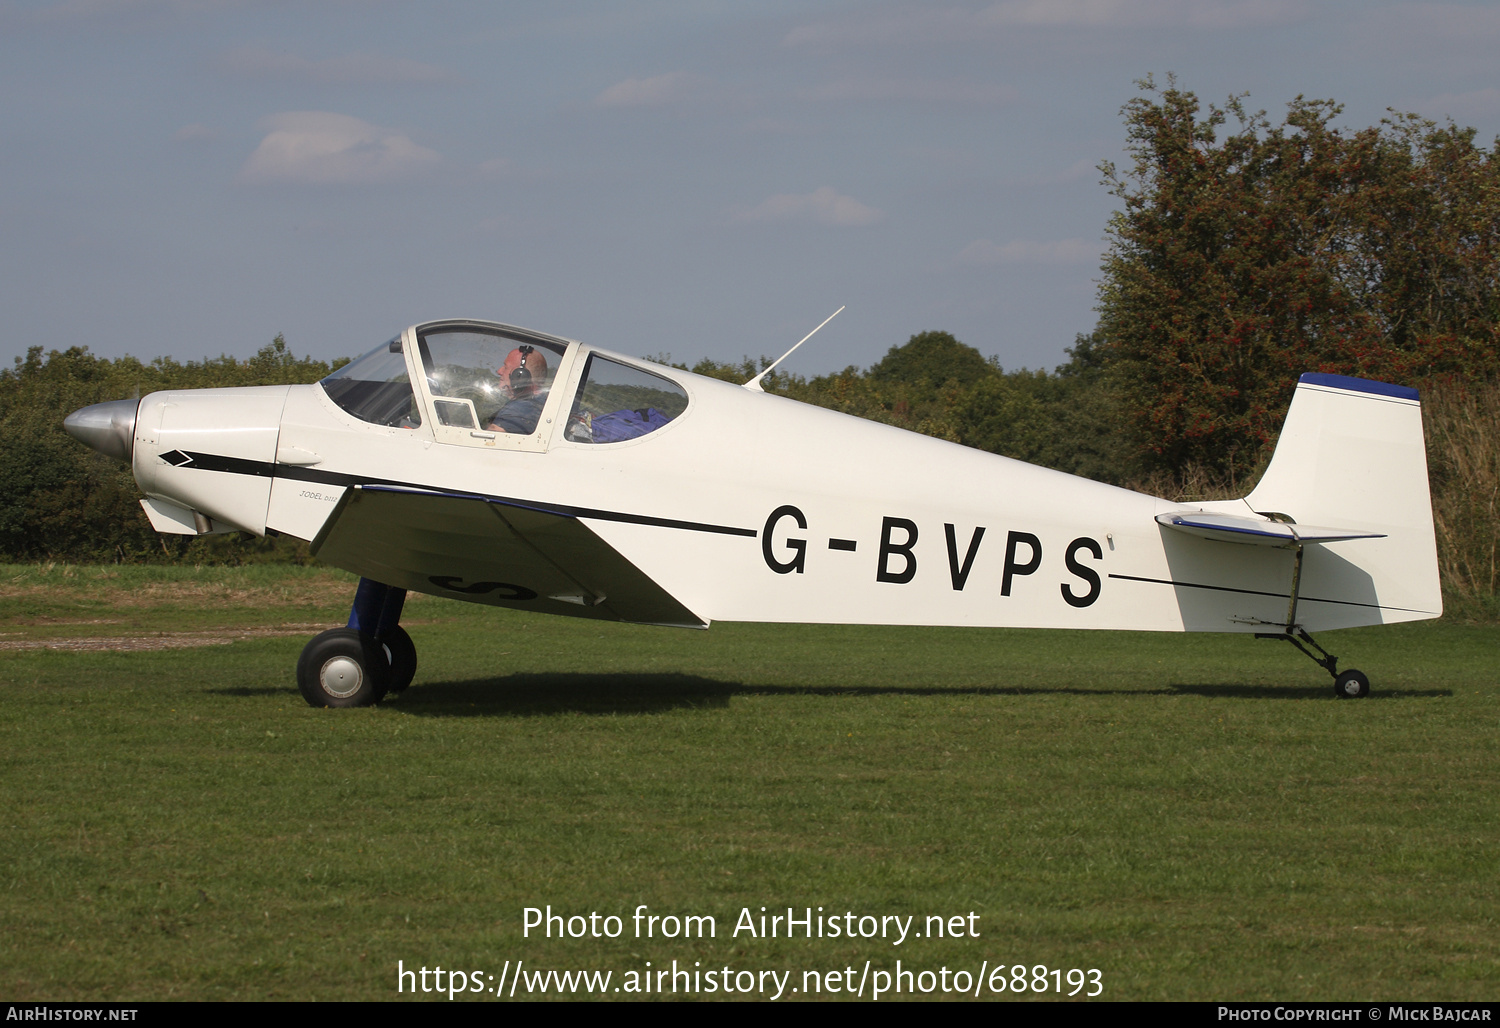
[{"x1": 64, "y1": 318, "x2": 1441, "y2": 706}]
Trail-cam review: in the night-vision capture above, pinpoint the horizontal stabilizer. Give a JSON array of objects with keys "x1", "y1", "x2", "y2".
[{"x1": 1156, "y1": 511, "x2": 1385, "y2": 548}]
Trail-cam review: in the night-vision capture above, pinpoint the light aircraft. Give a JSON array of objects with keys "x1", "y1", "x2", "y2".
[{"x1": 63, "y1": 317, "x2": 1440, "y2": 707}]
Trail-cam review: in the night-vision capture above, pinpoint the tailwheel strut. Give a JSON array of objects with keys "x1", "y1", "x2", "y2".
[
  {"x1": 1253, "y1": 543, "x2": 1369, "y2": 698},
  {"x1": 1255, "y1": 627, "x2": 1369, "y2": 698}
]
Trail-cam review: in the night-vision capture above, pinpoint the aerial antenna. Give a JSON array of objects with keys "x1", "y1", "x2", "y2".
[{"x1": 744, "y1": 306, "x2": 845, "y2": 392}]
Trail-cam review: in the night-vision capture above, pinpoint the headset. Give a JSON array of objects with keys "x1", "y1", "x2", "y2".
[{"x1": 509, "y1": 345, "x2": 536, "y2": 394}]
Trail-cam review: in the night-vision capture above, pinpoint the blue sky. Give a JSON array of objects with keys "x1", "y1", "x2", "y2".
[{"x1": 2, "y1": 0, "x2": 1497, "y2": 376}]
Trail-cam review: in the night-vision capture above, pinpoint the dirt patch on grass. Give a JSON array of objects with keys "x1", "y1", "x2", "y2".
[
  {"x1": 0, "y1": 580, "x2": 355, "y2": 609},
  {"x1": 0, "y1": 625, "x2": 331, "y2": 652},
  {"x1": 0, "y1": 618, "x2": 444, "y2": 651},
  {"x1": 0, "y1": 574, "x2": 442, "y2": 611},
  {"x1": 132, "y1": 578, "x2": 384, "y2": 607}
]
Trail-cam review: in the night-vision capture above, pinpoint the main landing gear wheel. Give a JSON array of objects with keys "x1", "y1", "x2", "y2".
[
  {"x1": 297, "y1": 628, "x2": 389, "y2": 708},
  {"x1": 379, "y1": 625, "x2": 418, "y2": 694},
  {"x1": 1333, "y1": 669, "x2": 1370, "y2": 699}
]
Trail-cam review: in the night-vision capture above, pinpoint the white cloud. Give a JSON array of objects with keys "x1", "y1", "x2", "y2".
[
  {"x1": 742, "y1": 117, "x2": 816, "y2": 136},
  {"x1": 784, "y1": 9, "x2": 971, "y2": 48},
  {"x1": 1010, "y1": 157, "x2": 1105, "y2": 186},
  {"x1": 221, "y1": 46, "x2": 456, "y2": 85},
  {"x1": 25, "y1": 0, "x2": 240, "y2": 22},
  {"x1": 958, "y1": 238, "x2": 1100, "y2": 264},
  {"x1": 1411, "y1": 87, "x2": 1500, "y2": 123},
  {"x1": 785, "y1": 0, "x2": 1307, "y2": 46},
  {"x1": 1354, "y1": 5, "x2": 1500, "y2": 76},
  {"x1": 239, "y1": 112, "x2": 441, "y2": 186},
  {"x1": 806, "y1": 76, "x2": 1017, "y2": 106},
  {"x1": 1056, "y1": 157, "x2": 1099, "y2": 181},
  {"x1": 976, "y1": 0, "x2": 1306, "y2": 29},
  {"x1": 1359, "y1": 3, "x2": 1500, "y2": 45},
  {"x1": 173, "y1": 123, "x2": 217, "y2": 142},
  {"x1": 594, "y1": 72, "x2": 704, "y2": 108},
  {"x1": 733, "y1": 187, "x2": 884, "y2": 228}
]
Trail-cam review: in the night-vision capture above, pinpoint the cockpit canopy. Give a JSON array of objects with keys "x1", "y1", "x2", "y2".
[
  {"x1": 416, "y1": 323, "x2": 569, "y2": 434},
  {"x1": 320, "y1": 320, "x2": 689, "y2": 445}
]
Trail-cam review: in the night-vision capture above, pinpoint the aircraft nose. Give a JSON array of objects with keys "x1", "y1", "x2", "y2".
[{"x1": 63, "y1": 398, "x2": 139, "y2": 463}]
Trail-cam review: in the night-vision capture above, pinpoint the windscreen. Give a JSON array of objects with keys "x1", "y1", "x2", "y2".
[{"x1": 320, "y1": 337, "x2": 422, "y2": 427}]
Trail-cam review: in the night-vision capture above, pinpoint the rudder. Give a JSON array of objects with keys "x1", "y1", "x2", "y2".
[{"x1": 1244, "y1": 373, "x2": 1441, "y2": 626}]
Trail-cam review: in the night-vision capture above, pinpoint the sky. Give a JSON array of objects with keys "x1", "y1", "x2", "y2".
[{"x1": 2, "y1": 1, "x2": 1497, "y2": 378}]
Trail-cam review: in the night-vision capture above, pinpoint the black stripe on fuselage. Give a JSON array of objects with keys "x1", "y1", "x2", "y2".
[
  {"x1": 170, "y1": 450, "x2": 758, "y2": 538},
  {"x1": 1107, "y1": 572, "x2": 1433, "y2": 615}
]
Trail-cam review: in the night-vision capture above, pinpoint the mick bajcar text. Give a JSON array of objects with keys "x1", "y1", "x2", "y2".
[{"x1": 1219, "y1": 1009, "x2": 1491, "y2": 1022}]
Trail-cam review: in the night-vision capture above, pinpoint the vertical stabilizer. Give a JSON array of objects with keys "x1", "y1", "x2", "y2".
[{"x1": 1244, "y1": 373, "x2": 1442, "y2": 625}]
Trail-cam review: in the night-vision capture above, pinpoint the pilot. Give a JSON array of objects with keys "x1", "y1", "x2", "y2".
[{"x1": 486, "y1": 345, "x2": 549, "y2": 434}]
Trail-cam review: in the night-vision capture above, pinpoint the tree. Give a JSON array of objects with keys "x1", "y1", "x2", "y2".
[
  {"x1": 0, "y1": 339, "x2": 339, "y2": 562},
  {"x1": 1096, "y1": 76, "x2": 1500, "y2": 482},
  {"x1": 866, "y1": 330, "x2": 995, "y2": 393},
  {"x1": 780, "y1": 331, "x2": 997, "y2": 442},
  {"x1": 951, "y1": 331, "x2": 1124, "y2": 482}
]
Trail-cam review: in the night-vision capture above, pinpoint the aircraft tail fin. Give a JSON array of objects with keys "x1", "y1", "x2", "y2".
[{"x1": 1242, "y1": 372, "x2": 1442, "y2": 624}]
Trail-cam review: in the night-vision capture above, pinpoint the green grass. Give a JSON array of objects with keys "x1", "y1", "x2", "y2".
[{"x1": 1, "y1": 564, "x2": 1497, "y2": 1001}]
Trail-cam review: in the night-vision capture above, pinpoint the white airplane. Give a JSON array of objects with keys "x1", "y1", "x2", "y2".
[{"x1": 64, "y1": 318, "x2": 1441, "y2": 707}]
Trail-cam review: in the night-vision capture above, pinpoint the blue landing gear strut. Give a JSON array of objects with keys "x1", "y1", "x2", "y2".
[
  {"x1": 349, "y1": 578, "x2": 418, "y2": 695},
  {"x1": 295, "y1": 577, "x2": 419, "y2": 708}
]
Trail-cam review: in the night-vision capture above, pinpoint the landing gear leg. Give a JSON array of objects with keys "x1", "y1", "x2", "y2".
[
  {"x1": 348, "y1": 578, "x2": 417, "y2": 694},
  {"x1": 1252, "y1": 543, "x2": 1370, "y2": 698},
  {"x1": 1255, "y1": 627, "x2": 1370, "y2": 699},
  {"x1": 295, "y1": 578, "x2": 416, "y2": 707}
]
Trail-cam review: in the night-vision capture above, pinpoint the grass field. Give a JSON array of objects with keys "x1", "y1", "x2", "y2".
[{"x1": 1, "y1": 563, "x2": 1496, "y2": 1001}]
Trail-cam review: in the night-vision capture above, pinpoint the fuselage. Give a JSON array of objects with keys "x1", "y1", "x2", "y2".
[{"x1": 94, "y1": 319, "x2": 1438, "y2": 635}]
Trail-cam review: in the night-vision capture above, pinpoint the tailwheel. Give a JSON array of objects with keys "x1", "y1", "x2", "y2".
[
  {"x1": 1257, "y1": 626, "x2": 1373, "y2": 698},
  {"x1": 379, "y1": 625, "x2": 418, "y2": 694},
  {"x1": 297, "y1": 628, "x2": 390, "y2": 708},
  {"x1": 1333, "y1": 669, "x2": 1370, "y2": 699}
]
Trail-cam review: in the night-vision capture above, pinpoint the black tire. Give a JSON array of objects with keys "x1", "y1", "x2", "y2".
[
  {"x1": 296, "y1": 628, "x2": 389, "y2": 708},
  {"x1": 1333, "y1": 669, "x2": 1370, "y2": 699},
  {"x1": 379, "y1": 625, "x2": 418, "y2": 693}
]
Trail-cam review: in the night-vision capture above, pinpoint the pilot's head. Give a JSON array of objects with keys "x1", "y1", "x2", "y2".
[{"x1": 498, "y1": 345, "x2": 548, "y2": 398}]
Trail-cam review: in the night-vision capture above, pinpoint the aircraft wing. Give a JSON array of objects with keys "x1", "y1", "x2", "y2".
[
  {"x1": 1156, "y1": 511, "x2": 1385, "y2": 547},
  {"x1": 312, "y1": 485, "x2": 707, "y2": 628}
]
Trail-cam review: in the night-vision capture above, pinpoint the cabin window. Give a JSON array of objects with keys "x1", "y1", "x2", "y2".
[
  {"x1": 320, "y1": 337, "x2": 422, "y2": 427},
  {"x1": 432, "y1": 398, "x2": 478, "y2": 429},
  {"x1": 564, "y1": 356, "x2": 688, "y2": 444},
  {"x1": 416, "y1": 327, "x2": 567, "y2": 436}
]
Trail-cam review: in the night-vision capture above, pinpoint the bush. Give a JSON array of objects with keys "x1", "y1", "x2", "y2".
[
  {"x1": 1423, "y1": 379, "x2": 1500, "y2": 620},
  {"x1": 0, "y1": 338, "x2": 338, "y2": 563}
]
